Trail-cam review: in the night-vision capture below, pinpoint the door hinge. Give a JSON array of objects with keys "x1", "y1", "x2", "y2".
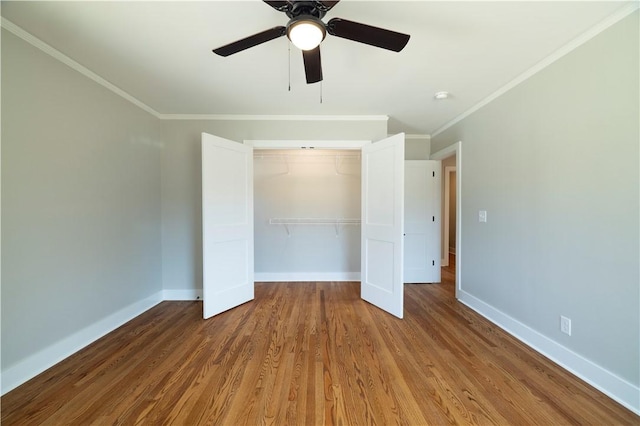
[
  {"x1": 432, "y1": 216, "x2": 435, "y2": 222},
  {"x1": 433, "y1": 171, "x2": 435, "y2": 177}
]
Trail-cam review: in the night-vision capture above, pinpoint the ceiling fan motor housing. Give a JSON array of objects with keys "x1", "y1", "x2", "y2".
[{"x1": 286, "y1": 1, "x2": 328, "y2": 19}]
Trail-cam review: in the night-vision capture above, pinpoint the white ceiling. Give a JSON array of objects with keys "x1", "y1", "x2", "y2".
[{"x1": 1, "y1": 1, "x2": 633, "y2": 135}]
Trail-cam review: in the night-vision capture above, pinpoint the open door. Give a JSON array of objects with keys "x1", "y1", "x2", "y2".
[
  {"x1": 404, "y1": 160, "x2": 441, "y2": 283},
  {"x1": 361, "y1": 133, "x2": 405, "y2": 318},
  {"x1": 202, "y1": 133, "x2": 254, "y2": 319}
]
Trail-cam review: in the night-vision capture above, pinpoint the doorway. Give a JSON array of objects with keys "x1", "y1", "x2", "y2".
[
  {"x1": 443, "y1": 165, "x2": 456, "y2": 267},
  {"x1": 253, "y1": 148, "x2": 361, "y2": 282},
  {"x1": 430, "y1": 142, "x2": 462, "y2": 298}
]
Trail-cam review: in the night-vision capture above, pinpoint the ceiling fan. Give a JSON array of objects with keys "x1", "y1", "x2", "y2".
[{"x1": 212, "y1": 0, "x2": 410, "y2": 84}]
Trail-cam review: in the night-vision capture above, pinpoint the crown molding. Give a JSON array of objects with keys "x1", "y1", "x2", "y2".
[
  {"x1": 157, "y1": 114, "x2": 388, "y2": 121},
  {"x1": 431, "y1": 2, "x2": 639, "y2": 138},
  {"x1": 1, "y1": 17, "x2": 162, "y2": 119}
]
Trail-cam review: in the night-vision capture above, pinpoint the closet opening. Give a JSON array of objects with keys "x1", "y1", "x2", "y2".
[{"x1": 253, "y1": 149, "x2": 362, "y2": 282}]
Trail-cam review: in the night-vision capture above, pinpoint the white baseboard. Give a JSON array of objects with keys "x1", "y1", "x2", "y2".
[
  {"x1": 1, "y1": 291, "x2": 164, "y2": 395},
  {"x1": 163, "y1": 289, "x2": 203, "y2": 301},
  {"x1": 255, "y1": 272, "x2": 360, "y2": 282},
  {"x1": 457, "y1": 290, "x2": 640, "y2": 415}
]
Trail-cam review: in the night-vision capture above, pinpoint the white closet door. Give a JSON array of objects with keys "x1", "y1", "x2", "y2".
[
  {"x1": 404, "y1": 160, "x2": 441, "y2": 283},
  {"x1": 361, "y1": 133, "x2": 405, "y2": 318},
  {"x1": 201, "y1": 133, "x2": 254, "y2": 319}
]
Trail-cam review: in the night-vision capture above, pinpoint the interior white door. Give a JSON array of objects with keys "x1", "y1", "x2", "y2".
[
  {"x1": 361, "y1": 133, "x2": 405, "y2": 318},
  {"x1": 201, "y1": 132, "x2": 254, "y2": 319},
  {"x1": 404, "y1": 160, "x2": 442, "y2": 283}
]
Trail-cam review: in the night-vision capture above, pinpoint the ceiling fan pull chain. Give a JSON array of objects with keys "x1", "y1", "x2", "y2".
[{"x1": 288, "y1": 42, "x2": 291, "y2": 92}]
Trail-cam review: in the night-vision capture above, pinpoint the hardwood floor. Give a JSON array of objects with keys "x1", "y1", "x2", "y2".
[{"x1": 2, "y1": 262, "x2": 637, "y2": 425}]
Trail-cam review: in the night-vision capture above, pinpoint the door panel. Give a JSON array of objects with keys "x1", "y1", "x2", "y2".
[
  {"x1": 202, "y1": 133, "x2": 254, "y2": 319},
  {"x1": 404, "y1": 160, "x2": 441, "y2": 283},
  {"x1": 361, "y1": 133, "x2": 405, "y2": 318}
]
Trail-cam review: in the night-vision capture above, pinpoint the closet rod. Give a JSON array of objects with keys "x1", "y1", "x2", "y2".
[
  {"x1": 269, "y1": 218, "x2": 361, "y2": 237},
  {"x1": 269, "y1": 218, "x2": 361, "y2": 225}
]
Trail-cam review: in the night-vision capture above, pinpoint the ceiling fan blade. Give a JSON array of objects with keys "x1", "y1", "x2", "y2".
[
  {"x1": 212, "y1": 26, "x2": 286, "y2": 57},
  {"x1": 327, "y1": 18, "x2": 410, "y2": 52},
  {"x1": 263, "y1": 1, "x2": 290, "y2": 12},
  {"x1": 302, "y1": 47, "x2": 323, "y2": 84}
]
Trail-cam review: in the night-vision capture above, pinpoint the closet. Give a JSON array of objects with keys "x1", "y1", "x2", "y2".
[
  {"x1": 202, "y1": 132, "x2": 439, "y2": 320},
  {"x1": 253, "y1": 149, "x2": 361, "y2": 282}
]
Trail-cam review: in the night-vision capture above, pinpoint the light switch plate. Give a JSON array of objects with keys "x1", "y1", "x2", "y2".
[
  {"x1": 479, "y1": 210, "x2": 487, "y2": 223},
  {"x1": 561, "y1": 316, "x2": 572, "y2": 336}
]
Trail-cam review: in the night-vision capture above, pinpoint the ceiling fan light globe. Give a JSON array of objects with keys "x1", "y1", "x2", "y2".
[{"x1": 288, "y1": 20, "x2": 326, "y2": 51}]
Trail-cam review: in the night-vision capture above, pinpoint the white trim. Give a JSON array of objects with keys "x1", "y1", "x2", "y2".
[
  {"x1": 163, "y1": 289, "x2": 203, "y2": 301},
  {"x1": 245, "y1": 139, "x2": 370, "y2": 150},
  {"x1": 431, "y1": 142, "x2": 462, "y2": 298},
  {"x1": 1, "y1": 15, "x2": 3, "y2": 398},
  {"x1": 0, "y1": 18, "x2": 162, "y2": 119},
  {"x1": 431, "y1": 3, "x2": 640, "y2": 137},
  {"x1": 1, "y1": 291, "x2": 164, "y2": 395},
  {"x1": 458, "y1": 290, "x2": 640, "y2": 416},
  {"x1": 255, "y1": 272, "x2": 360, "y2": 282},
  {"x1": 160, "y1": 114, "x2": 388, "y2": 122}
]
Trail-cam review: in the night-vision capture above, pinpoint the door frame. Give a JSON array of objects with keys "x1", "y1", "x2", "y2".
[{"x1": 430, "y1": 142, "x2": 462, "y2": 298}]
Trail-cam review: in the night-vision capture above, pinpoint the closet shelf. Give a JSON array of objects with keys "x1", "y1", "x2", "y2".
[
  {"x1": 269, "y1": 218, "x2": 361, "y2": 237},
  {"x1": 254, "y1": 152, "x2": 360, "y2": 175},
  {"x1": 254, "y1": 153, "x2": 360, "y2": 160},
  {"x1": 269, "y1": 218, "x2": 360, "y2": 225}
]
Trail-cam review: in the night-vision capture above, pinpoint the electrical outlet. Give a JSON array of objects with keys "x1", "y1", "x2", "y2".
[{"x1": 560, "y1": 316, "x2": 572, "y2": 336}]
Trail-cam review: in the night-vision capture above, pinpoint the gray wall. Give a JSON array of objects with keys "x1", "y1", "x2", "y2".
[
  {"x1": 1, "y1": 31, "x2": 163, "y2": 371},
  {"x1": 161, "y1": 119, "x2": 387, "y2": 292},
  {"x1": 431, "y1": 12, "x2": 639, "y2": 387},
  {"x1": 405, "y1": 136, "x2": 430, "y2": 160}
]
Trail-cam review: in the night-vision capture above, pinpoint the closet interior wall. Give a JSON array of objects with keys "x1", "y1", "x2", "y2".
[{"x1": 254, "y1": 149, "x2": 361, "y2": 281}]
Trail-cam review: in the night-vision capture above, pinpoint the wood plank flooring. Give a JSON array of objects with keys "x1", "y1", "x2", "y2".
[{"x1": 2, "y1": 262, "x2": 638, "y2": 425}]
